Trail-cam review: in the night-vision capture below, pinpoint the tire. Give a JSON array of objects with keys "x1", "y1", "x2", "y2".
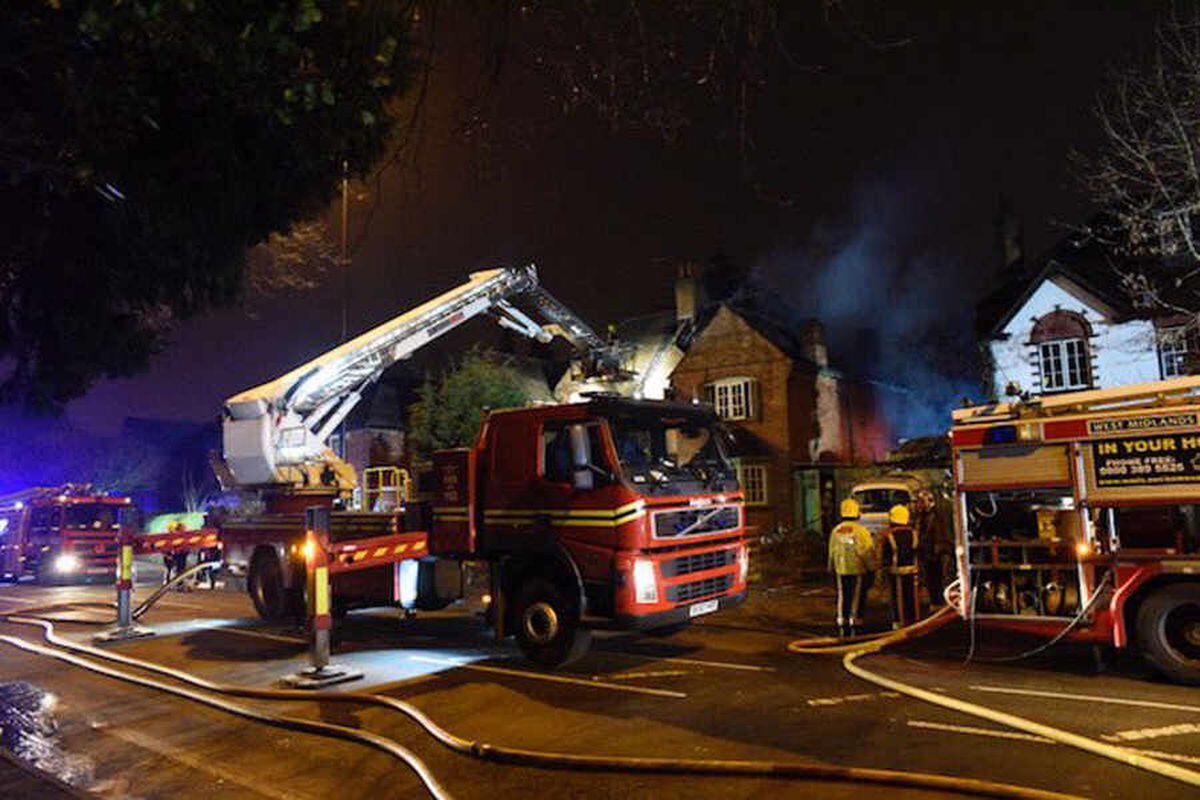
[
  {"x1": 35, "y1": 554, "x2": 60, "y2": 586},
  {"x1": 1135, "y1": 583, "x2": 1200, "y2": 686},
  {"x1": 248, "y1": 550, "x2": 289, "y2": 621},
  {"x1": 34, "y1": 556, "x2": 57, "y2": 587},
  {"x1": 645, "y1": 621, "x2": 690, "y2": 638},
  {"x1": 512, "y1": 576, "x2": 591, "y2": 668}
]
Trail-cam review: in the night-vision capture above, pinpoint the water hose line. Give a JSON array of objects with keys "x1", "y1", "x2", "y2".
[
  {"x1": 786, "y1": 579, "x2": 1200, "y2": 789},
  {"x1": 0, "y1": 612, "x2": 1079, "y2": 800}
]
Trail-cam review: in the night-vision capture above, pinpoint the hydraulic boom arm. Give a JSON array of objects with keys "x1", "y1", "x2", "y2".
[{"x1": 222, "y1": 265, "x2": 612, "y2": 490}]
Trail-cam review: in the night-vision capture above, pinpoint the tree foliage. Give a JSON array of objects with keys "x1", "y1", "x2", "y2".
[
  {"x1": 1, "y1": 0, "x2": 415, "y2": 410},
  {"x1": 1076, "y1": 3, "x2": 1200, "y2": 317},
  {"x1": 407, "y1": 349, "x2": 530, "y2": 456}
]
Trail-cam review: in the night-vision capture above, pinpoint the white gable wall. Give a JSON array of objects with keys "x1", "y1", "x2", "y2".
[{"x1": 989, "y1": 276, "x2": 1160, "y2": 398}]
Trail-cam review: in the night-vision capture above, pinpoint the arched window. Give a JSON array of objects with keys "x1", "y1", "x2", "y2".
[{"x1": 1030, "y1": 310, "x2": 1093, "y2": 392}]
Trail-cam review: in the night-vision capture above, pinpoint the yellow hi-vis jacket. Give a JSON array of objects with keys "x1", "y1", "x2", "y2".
[{"x1": 828, "y1": 521, "x2": 877, "y2": 575}]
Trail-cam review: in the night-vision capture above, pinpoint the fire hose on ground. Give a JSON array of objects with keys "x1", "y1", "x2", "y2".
[
  {"x1": 786, "y1": 578, "x2": 1200, "y2": 791},
  {"x1": 0, "y1": 568, "x2": 1084, "y2": 800}
]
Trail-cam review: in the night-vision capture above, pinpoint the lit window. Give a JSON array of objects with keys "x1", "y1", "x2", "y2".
[
  {"x1": 1159, "y1": 328, "x2": 1190, "y2": 378},
  {"x1": 703, "y1": 377, "x2": 756, "y2": 420},
  {"x1": 737, "y1": 463, "x2": 768, "y2": 506},
  {"x1": 1039, "y1": 339, "x2": 1091, "y2": 392}
]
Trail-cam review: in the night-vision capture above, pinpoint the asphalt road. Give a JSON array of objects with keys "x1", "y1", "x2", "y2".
[{"x1": 0, "y1": 566, "x2": 1197, "y2": 799}]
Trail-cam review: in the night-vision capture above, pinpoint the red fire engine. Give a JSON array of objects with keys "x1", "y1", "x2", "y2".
[
  {"x1": 178, "y1": 266, "x2": 747, "y2": 666},
  {"x1": 0, "y1": 485, "x2": 129, "y2": 584},
  {"x1": 951, "y1": 376, "x2": 1200, "y2": 684}
]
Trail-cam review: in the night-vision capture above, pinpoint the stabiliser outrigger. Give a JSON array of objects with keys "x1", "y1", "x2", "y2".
[{"x1": 147, "y1": 265, "x2": 748, "y2": 669}]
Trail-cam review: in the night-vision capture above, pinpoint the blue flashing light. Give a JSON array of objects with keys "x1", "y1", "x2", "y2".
[{"x1": 983, "y1": 425, "x2": 1018, "y2": 445}]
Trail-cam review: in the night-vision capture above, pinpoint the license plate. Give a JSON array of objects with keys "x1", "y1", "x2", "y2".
[{"x1": 688, "y1": 599, "x2": 719, "y2": 618}]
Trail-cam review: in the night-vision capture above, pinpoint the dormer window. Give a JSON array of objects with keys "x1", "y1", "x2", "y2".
[{"x1": 1030, "y1": 310, "x2": 1094, "y2": 393}]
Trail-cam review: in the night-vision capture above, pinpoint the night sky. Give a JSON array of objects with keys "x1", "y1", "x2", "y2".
[{"x1": 69, "y1": 3, "x2": 1157, "y2": 435}]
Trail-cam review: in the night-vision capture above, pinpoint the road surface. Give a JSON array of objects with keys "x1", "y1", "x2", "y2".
[{"x1": 0, "y1": 568, "x2": 1195, "y2": 799}]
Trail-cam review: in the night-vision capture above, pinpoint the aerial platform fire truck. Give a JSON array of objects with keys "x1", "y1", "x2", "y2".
[
  {"x1": 202, "y1": 266, "x2": 746, "y2": 666},
  {"x1": 0, "y1": 485, "x2": 129, "y2": 584},
  {"x1": 951, "y1": 376, "x2": 1200, "y2": 684}
]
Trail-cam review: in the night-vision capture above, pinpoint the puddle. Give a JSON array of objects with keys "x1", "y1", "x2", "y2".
[{"x1": 0, "y1": 681, "x2": 95, "y2": 787}]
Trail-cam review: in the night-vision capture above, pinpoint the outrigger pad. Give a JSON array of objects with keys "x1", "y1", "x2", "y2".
[
  {"x1": 280, "y1": 663, "x2": 363, "y2": 689},
  {"x1": 93, "y1": 624, "x2": 156, "y2": 644}
]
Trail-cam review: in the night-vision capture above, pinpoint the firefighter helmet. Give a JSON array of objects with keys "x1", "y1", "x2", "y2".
[
  {"x1": 889, "y1": 504, "x2": 910, "y2": 526},
  {"x1": 840, "y1": 498, "x2": 861, "y2": 520}
]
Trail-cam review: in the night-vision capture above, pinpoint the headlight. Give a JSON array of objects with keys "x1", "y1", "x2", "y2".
[
  {"x1": 738, "y1": 546, "x2": 749, "y2": 584},
  {"x1": 54, "y1": 553, "x2": 81, "y2": 573},
  {"x1": 633, "y1": 559, "x2": 658, "y2": 604}
]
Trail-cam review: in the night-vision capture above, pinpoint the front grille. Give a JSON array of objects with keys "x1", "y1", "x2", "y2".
[
  {"x1": 65, "y1": 534, "x2": 118, "y2": 565},
  {"x1": 662, "y1": 549, "x2": 734, "y2": 578},
  {"x1": 653, "y1": 505, "x2": 740, "y2": 539},
  {"x1": 666, "y1": 574, "x2": 732, "y2": 604}
]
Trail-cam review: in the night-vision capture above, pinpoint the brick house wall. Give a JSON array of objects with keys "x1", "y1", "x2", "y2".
[
  {"x1": 669, "y1": 307, "x2": 796, "y2": 534},
  {"x1": 670, "y1": 305, "x2": 894, "y2": 536}
]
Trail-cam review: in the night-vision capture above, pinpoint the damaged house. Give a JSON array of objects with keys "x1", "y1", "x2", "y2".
[{"x1": 559, "y1": 265, "x2": 897, "y2": 536}]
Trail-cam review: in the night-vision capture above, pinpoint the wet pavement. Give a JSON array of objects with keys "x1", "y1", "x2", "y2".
[{"x1": 0, "y1": 563, "x2": 1196, "y2": 799}]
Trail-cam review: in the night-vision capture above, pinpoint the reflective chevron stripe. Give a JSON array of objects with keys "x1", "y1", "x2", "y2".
[{"x1": 483, "y1": 500, "x2": 646, "y2": 528}]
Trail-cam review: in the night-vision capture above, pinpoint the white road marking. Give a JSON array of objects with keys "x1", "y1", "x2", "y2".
[
  {"x1": 408, "y1": 655, "x2": 688, "y2": 699},
  {"x1": 1102, "y1": 722, "x2": 1200, "y2": 744},
  {"x1": 908, "y1": 720, "x2": 1200, "y2": 767},
  {"x1": 217, "y1": 627, "x2": 306, "y2": 645},
  {"x1": 95, "y1": 724, "x2": 303, "y2": 799},
  {"x1": 907, "y1": 719, "x2": 1055, "y2": 744},
  {"x1": 1136, "y1": 748, "x2": 1200, "y2": 767},
  {"x1": 807, "y1": 691, "x2": 900, "y2": 707},
  {"x1": 970, "y1": 685, "x2": 1200, "y2": 714},
  {"x1": 599, "y1": 670, "x2": 689, "y2": 681},
  {"x1": 147, "y1": 599, "x2": 219, "y2": 612},
  {"x1": 597, "y1": 651, "x2": 773, "y2": 673},
  {"x1": 654, "y1": 655, "x2": 774, "y2": 672},
  {"x1": 0, "y1": 595, "x2": 39, "y2": 606}
]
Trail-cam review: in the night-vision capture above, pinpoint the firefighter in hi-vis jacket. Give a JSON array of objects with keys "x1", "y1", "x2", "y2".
[
  {"x1": 828, "y1": 498, "x2": 877, "y2": 637},
  {"x1": 882, "y1": 504, "x2": 921, "y2": 629}
]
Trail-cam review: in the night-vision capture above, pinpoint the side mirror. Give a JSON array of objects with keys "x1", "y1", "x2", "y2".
[
  {"x1": 572, "y1": 468, "x2": 594, "y2": 491},
  {"x1": 569, "y1": 424, "x2": 595, "y2": 491}
]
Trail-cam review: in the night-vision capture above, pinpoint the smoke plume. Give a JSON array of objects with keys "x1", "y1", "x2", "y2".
[{"x1": 753, "y1": 174, "x2": 987, "y2": 440}]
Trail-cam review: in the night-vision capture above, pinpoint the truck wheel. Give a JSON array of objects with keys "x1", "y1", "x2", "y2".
[
  {"x1": 248, "y1": 551, "x2": 289, "y2": 621},
  {"x1": 513, "y1": 577, "x2": 591, "y2": 669},
  {"x1": 35, "y1": 555, "x2": 60, "y2": 586},
  {"x1": 1135, "y1": 583, "x2": 1200, "y2": 686}
]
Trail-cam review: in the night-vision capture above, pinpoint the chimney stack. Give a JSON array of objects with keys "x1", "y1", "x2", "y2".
[
  {"x1": 799, "y1": 319, "x2": 829, "y2": 367},
  {"x1": 675, "y1": 261, "x2": 701, "y2": 322}
]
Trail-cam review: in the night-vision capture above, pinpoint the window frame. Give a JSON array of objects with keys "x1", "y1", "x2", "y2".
[
  {"x1": 1158, "y1": 326, "x2": 1190, "y2": 379},
  {"x1": 736, "y1": 461, "x2": 769, "y2": 506},
  {"x1": 1038, "y1": 338, "x2": 1091, "y2": 392},
  {"x1": 703, "y1": 376, "x2": 757, "y2": 421},
  {"x1": 539, "y1": 420, "x2": 614, "y2": 487}
]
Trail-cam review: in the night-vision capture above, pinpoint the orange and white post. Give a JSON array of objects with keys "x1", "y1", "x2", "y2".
[
  {"x1": 281, "y1": 507, "x2": 362, "y2": 688},
  {"x1": 95, "y1": 506, "x2": 154, "y2": 642}
]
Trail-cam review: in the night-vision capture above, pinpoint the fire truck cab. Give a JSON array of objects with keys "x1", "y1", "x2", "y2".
[
  {"x1": 0, "y1": 485, "x2": 129, "y2": 584},
  {"x1": 424, "y1": 397, "x2": 748, "y2": 665},
  {"x1": 951, "y1": 377, "x2": 1200, "y2": 685}
]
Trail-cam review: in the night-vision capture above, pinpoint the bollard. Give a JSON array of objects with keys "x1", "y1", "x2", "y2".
[
  {"x1": 281, "y1": 507, "x2": 362, "y2": 689},
  {"x1": 95, "y1": 507, "x2": 155, "y2": 643}
]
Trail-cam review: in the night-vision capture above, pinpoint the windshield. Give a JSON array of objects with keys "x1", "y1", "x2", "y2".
[
  {"x1": 63, "y1": 503, "x2": 120, "y2": 531},
  {"x1": 853, "y1": 488, "x2": 911, "y2": 514},
  {"x1": 607, "y1": 409, "x2": 737, "y2": 495}
]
